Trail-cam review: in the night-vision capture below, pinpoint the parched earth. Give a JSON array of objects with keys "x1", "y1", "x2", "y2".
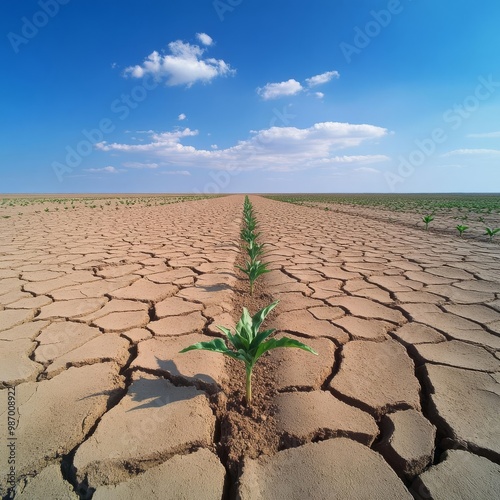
[{"x1": 1, "y1": 195, "x2": 499, "y2": 499}]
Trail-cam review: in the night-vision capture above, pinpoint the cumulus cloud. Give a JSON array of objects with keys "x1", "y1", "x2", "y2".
[
  {"x1": 122, "y1": 162, "x2": 159, "y2": 169},
  {"x1": 162, "y1": 170, "x2": 191, "y2": 176},
  {"x1": 257, "y1": 79, "x2": 303, "y2": 100},
  {"x1": 257, "y1": 70, "x2": 339, "y2": 100},
  {"x1": 84, "y1": 166, "x2": 119, "y2": 173},
  {"x1": 196, "y1": 33, "x2": 213, "y2": 46},
  {"x1": 123, "y1": 37, "x2": 234, "y2": 87},
  {"x1": 98, "y1": 128, "x2": 199, "y2": 152},
  {"x1": 305, "y1": 70, "x2": 339, "y2": 87},
  {"x1": 178, "y1": 113, "x2": 187, "y2": 121},
  {"x1": 442, "y1": 149, "x2": 500, "y2": 156},
  {"x1": 96, "y1": 122, "x2": 388, "y2": 172}
]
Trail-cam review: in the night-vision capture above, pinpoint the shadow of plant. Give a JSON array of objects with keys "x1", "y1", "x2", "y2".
[
  {"x1": 153, "y1": 356, "x2": 218, "y2": 388},
  {"x1": 126, "y1": 375, "x2": 201, "y2": 411}
]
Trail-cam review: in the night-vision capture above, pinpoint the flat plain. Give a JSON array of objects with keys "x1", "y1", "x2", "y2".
[{"x1": 1, "y1": 194, "x2": 499, "y2": 499}]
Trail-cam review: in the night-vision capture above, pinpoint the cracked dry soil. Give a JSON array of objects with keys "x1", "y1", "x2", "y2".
[{"x1": 1, "y1": 194, "x2": 499, "y2": 499}]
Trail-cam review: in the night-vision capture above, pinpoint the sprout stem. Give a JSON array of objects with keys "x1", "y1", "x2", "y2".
[{"x1": 246, "y1": 365, "x2": 253, "y2": 405}]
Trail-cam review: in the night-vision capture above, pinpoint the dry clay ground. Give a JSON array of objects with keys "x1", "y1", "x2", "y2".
[
  {"x1": 301, "y1": 200, "x2": 500, "y2": 242},
  {"x1": 0, "y1": 195, "x2": 499, "y2": 499}
]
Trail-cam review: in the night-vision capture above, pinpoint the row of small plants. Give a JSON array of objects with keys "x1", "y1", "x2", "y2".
[
  {"x1": 237, "y1": 195, "x2": 270, "y2": 296},
  {"x1": 422, "y1": 214, "x2": 500, "y2": 240},
  {"x1": 180, "y1": 196, "x2": 317, "y2": 406}
]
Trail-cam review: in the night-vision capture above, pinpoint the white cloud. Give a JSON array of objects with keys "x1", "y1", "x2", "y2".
[
  {"x1": 84, "y1": 166, "x2": 119, "y2": 174},
  {"x1": 467, "y1": 131, "x2": 500, "y2": 138},
  {"x1": 257, "y1": 79, "x2": 303, "y2": 100},
  {"x1": 97, "y1": 122, "x2": 388, "y2": 173},
  {"x1": 97, "y1": 128, "x2": 199, "y2": 152},
  {"x1": 257, "y1": 70, "x2": 339, "y2": 100},
  {"x1": 442, "y1": 149, "x2": 500, "y2": 157},
  {"x1": 123, "y1": 38, "x2": 234, "y2": 87},
  {"x1": 196, "y1": 33, "x2": 213, "y2": 46},
  {"x1": 162, "y1": 170, "x2": 191, "y2": 176},
  {"x1": 305, "y1": 70, "x2": 339, "y2": 87},
  {"x1": 211, "y1": 144, "x2": 218, "y2": 149},
  {"x1": 122, "y1": 162, "x2": 159, "y2": 169},
  {"x1": 178, "y1": 113, "x2": 187, "y2": 121}
]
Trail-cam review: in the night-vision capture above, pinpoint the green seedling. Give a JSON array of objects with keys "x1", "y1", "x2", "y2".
[
  {"x1": 485, "y1": 227, "x2": 500, "y2": 242},
  {"x1": 456, "y1": 225, "x2": 468, "y2": 237},
  {"x1": 246, "y1": 239, "x2": 266, "y2": 261},
  {"x1": 237, "y1": 260, "x2": 270, "y2": 296},
  {"x1": 241, "y1": 227, "x2": 260, "y2": 244},
  {"x1": 244, "y1": 216, "x2": 257, "y2": 232},
  {"x1": 180, "y1": 301, "x2": 317, "y2": 405},
  {"x1": 422, "y1": 214, "x2": 434, "y2": 230}
]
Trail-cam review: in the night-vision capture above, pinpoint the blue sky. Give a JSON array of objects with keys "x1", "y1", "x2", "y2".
[{"x1": 1, "y1": 0, "x2": 500, "y2": 194}]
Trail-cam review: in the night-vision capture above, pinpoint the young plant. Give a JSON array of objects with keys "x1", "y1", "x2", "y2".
[
  {"x1": 241, "y1": 226, "x2": 260, "y2": 244},
  {"x1": 237, "y1": 260, "x2": 270, "y2": 296},
  {"x1": 422, "y1": 214, "x2": 434, "y2": 230},
  {"x1": 485, "y1": 227, "x2": 500, "y2": 242},
  {"x1": 244, "y1": 216, "x2": 258, "y2": 232},
  {"x1": 456, "y1": 224, "x2": 468, "y2": 237},
  {"x1": 246, "y1": 239, "x2": 266, "y2": 261},
  {"x1": 180, "y1": 301, "x2": 317, "y2": 405}
]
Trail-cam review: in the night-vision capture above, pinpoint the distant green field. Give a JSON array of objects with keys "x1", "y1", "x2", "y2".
[{"x1": 265, "y1": 194, "x2": 500, "y2": 214}]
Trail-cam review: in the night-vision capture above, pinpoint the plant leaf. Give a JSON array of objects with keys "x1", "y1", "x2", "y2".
[
  {"x1": 250, "y1": 328, "x2": 276, "y2": 350},
  {"x1": 235, "y1": 307, "x2": 254, "y2": 343},
  {"x1": 179, "y1": 338, "x2": 239, "y2": 359},
  {"x1": 253, "y1": 336, "x2": 318, "y2": 362},
  {"x1": 218, "y1": 325, "x2": 247, "y2": 351},
  {"x1": 251, "y1": 300, "x2": 279, "y2": 333},
  {"x1": 233, "y1": 329, "x2": 250, "y2": 350},
  {"x1": 217, "y1": 325, "x2": 232, "y2": 337}
]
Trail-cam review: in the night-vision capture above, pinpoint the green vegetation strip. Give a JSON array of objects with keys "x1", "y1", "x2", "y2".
[
  {"x1": 237, "y1": 195, "x2": 270, "y2": 296},
  {"x1": 265, "y1": 193, "x2": 500, "y2": 214}
]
